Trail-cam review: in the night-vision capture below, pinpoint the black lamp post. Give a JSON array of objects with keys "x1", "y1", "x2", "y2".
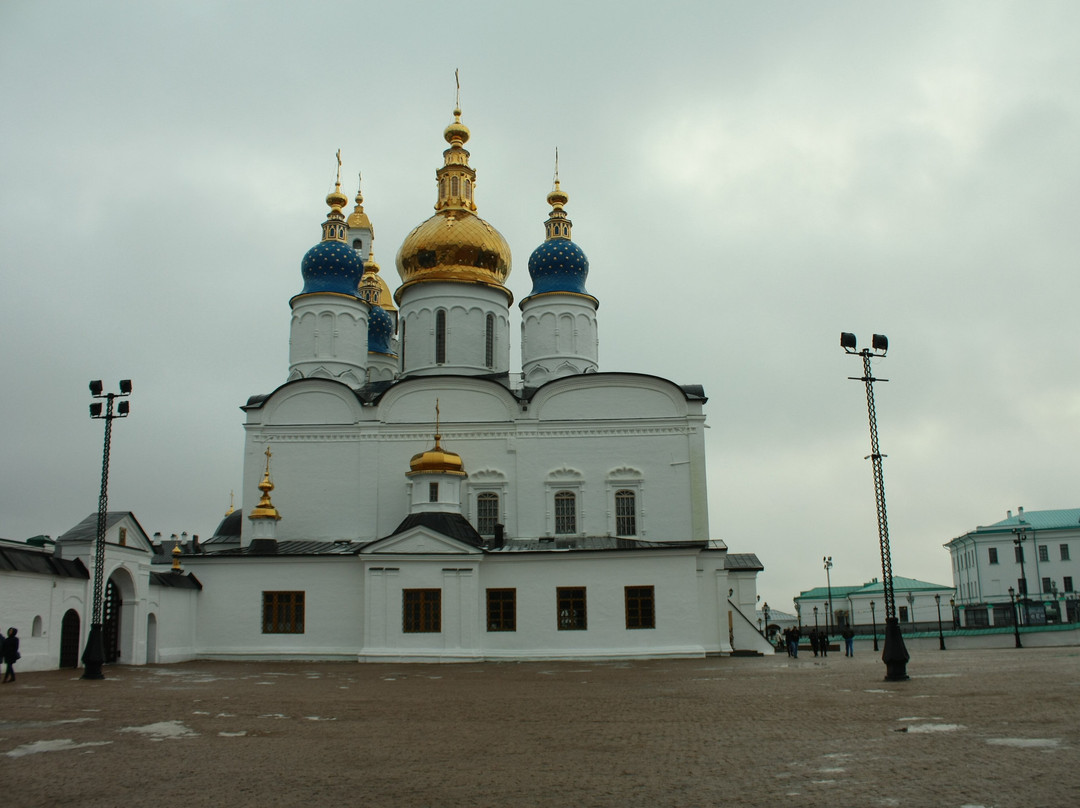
[
  {"x1": 1009, "y1": 586, "x2": 1022, "y2": 648},
  {"x1": 794, "y1": 601, "x2": 801, "y2": 631},
  {"x1": 813, "y1": 605, "x2": 819, "y2": 630},
  {"x1": 763, "y1": 601, "x2": 770, "y2": 639},
  {"x1": 82, "y1": 379, "x2": 132, "y2": 680},
  {"x1": 841, "y1": 332, "x2": 910, "y2": 681},
  {"x1": 950, "y1": 598, "x2": 956, "y2": 629},
  {"x1": 1012, "y1": 526, "x2": 1030, "y2": 625},
  {"x1": 870, "y1": 600, "x2": 879, "y2": 651},
  {"x1": 935, "y1": 593, "x2": 946, "y2": 650},
  {"x1": 823, "y1": 556, "x2": 834, "y2": 638}
]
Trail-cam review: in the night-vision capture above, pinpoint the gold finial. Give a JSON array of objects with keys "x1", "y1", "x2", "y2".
[
  {"x1": 434, "y1": 398, "x2": 442, "y2": 446},
  {"x1": 545, "y1": 149, "x2": 570, "y2": 239},
  {"x1": 554, "y1": 147, "x2": 560, "y2": 186},
  {"x1": 325, "y1": 149, "x2": 348, "y2": 218},
  {"x1": 249, "y1": 446, "x2": 282, "y2": 521},
  {"x1": 171, "y1": 540, "x2": 182, "y2": 572},
  {"x1": 455, "y1": 68, "x2": 461, "y2": 114},
  {"x1": 225, "y1": 490, "x2": 235, "y2": 516}
]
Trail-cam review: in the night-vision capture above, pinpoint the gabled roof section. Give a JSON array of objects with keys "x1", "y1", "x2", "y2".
[
  {"x1": 201, "y1": 539, "x2": 365, "y2": 557},
  {"x1": 150, "y1": 571, "x2": 203, "y2": 590},
  {"x1": 56, "y1": 512, "x2": 154, "y2": 552},
  {"x1": 386, "y1": 512, "x2": 485, "y2": 547}
]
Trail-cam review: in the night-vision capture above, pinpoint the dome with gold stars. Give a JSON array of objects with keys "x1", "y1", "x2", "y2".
[
  {"x1": 298, "y1": 182, "x2": 365, "y2": 298},
  {"x1": 523, "y1": 177, "x2": 595, "y2": 305},
  {"x1": 395, "y1": 105, "x2": 512, "y2": 304}
]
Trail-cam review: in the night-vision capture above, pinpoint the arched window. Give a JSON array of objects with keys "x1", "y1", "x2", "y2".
[
  {"x1": 451, "y1": 176, "x2": 460, "y2": 197},
  {"x1": 32, "y1": 615, "x2": 43, "y2": 637},
  {"x1": 555, "y1": 491, "x2": 576, "y2": 534},
  {"x1": 400, "y1": 318, "x2": 406, "y2": 366},
  {"x1": 465, "y1": 179, "x2": 472, "y2": 201},
  {"x1": 440, "y1": 178, "x2": 447, "y2": 199},
  {"x1": 485, "y1": 313, "x2": 495, "y2": 369},
  {"x1": 435, "y1": 310, "x2": 446, "y2": 364},
  {"x1": 476, "y1": 492, "x2": 499, "y2": 536},
  {"x1": 615, "y1": 489, "x2": 637, "y2": 535},
  {"x1": 353, "y1": 238, "x2": 363, "y2": 253}
]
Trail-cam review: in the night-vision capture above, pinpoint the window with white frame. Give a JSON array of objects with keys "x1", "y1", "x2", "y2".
[
  {"x1": 615, "y1": 489, "x2": 637, "y2": 536},
  {"x1": 476, "y1": 492, "x2": 499, "y2": 536},
  {"x1": 554, "y1": 491, "x2": 577, "y2": 534}
]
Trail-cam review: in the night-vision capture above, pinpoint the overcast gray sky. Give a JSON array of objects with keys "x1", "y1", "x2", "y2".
[{"x1": 3, "y1": 1, "x2": 1078, "y2": 614}]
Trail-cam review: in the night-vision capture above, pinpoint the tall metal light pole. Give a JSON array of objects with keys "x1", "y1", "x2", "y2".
[
  {"x1": 82, "y1": 379, "x2": 132, "y2": 680},
  {"x1": 823, "y1": 556, "x2": 834, "y2": 638},
  {"x1": 840, "y1": 332, "x2": 910, "y2": 681},
  {"x1": 870, "y1": 600, "x2": 879, "y2": 651},
  {"x1": 935, "y1": 593, "x2": 946, "y2": 650}
]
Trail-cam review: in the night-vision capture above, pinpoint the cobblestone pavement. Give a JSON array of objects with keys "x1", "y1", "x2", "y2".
[{"x1": 1, "y1": 647, "x2": 1078, "y2": 807}]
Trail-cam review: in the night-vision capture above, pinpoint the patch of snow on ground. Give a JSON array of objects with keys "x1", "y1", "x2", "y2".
[
  {"x1": 119, "y1": 720, "x2": 198, "y2": 740},
  {"x1": 218, "y1": 731, "x2": 247, "y2": 737},
  {"x1": 987, "y1": 737, "x2": 1061, "y2": 748},
  {"x1": 906, "y1": 723, "x2": 963, "y2": 734},
  {"x1": 6, "y1": 739, "x2": 112, "y2": 758}
]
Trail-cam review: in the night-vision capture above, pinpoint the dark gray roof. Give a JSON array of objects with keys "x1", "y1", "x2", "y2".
[
  {"x1": 488, "y1": 536, "x2": 706, "y2": 553},
  {"x1": 201, "y1": 539, "x2": 365, "y2": 557},
  {"x1": 204, "y1": 509, "x2": 242, "y2": 542},
  {"x1": 0, "y1": 544, "x2": 88, "y2": 578},
  {"x1": 390, "y1": 512, "x2": 485, "y2": 547},
  {"x1": 725, "y1": 553, "x2": 764, "y2": 571},
  {"x1": 56, "y1": 511, "x2": 150, "y2": 544},
  {"x1": 150, "y1": 571, "x2": 203, "y2": 590}
]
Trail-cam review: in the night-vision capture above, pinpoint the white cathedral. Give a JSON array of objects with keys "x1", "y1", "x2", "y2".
[{"x1": 1, "y1": 103, "x2": 770, "y2": 668}]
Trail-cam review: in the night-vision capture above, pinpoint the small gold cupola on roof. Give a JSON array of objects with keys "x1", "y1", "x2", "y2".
[
  {"x1": 249, "y1": 447, "x2": 282, "y2": 521},
  {"x1": 347, "y1": 172, "x2": 373, "y2": 231},
  {"x1": 407, "y1": 400, "x2": 466, "y2": 477}
]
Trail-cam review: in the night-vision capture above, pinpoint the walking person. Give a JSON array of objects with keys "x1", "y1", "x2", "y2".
[
  {"x1": 810, "y1": 629, "x2": 820, "y2": 657},
  {"x1": 2, "y1": 627, "x2": 19, "y2": 683},
  {"x1": 819, "y1": 629, "x2": 828, "y2": 657}
]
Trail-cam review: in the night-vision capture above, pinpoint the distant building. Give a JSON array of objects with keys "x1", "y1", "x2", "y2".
[
  {"x1": 944, "y1": 506, "x2": 1080, "y2": 627},
  {"x1": 794, "y1": 576, "x2": 954, "y2": 634}
]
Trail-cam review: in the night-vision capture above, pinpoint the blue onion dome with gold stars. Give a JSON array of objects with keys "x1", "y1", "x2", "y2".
[
  {"x1": 295, "y1": 176, "x2": 365, "y2": 299},
  {"x1": 368, "y1": 305, "x2": 395, "y2": 354},
  {"x1": 523, "y1": 177, "x2": 597, "y2": 306},
  {"x1": 395, "y1": 103, "x2": 513, "y2": 305}
]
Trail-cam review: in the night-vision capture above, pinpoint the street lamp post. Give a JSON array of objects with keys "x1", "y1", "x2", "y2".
[
  {"x1": 1008, "y1": 586, "x2": 1022, "y2": 648},
  {"x1": 840, "y1": 332, "x2": 910, "y2": 681},
  {"x1": 823, "y1": 556, "x2": 834, "y2": 638},
  {"x1": 1012, "y1": 526, "x2": 1030, "y2": 626},
  {"x1": 870, "y1": 600, "x2": 879, "y2": 651},
  {"x1": 794, "y1": 601, "x2": 801, "y2": 631},
  {"x1": 906, "y1": 591, "x2": 915, "y2": 628},
  {"x1": 82, "y1": 379, "x2": 132, "y2": 680},
  {"x1": 935, "y1": 593, "x2": 946, "y2": 650},
  {"x1": 813, "y1": 606, "x2": 819, "y2": 630},
  {"x1": 763, "y1": 601, "x2": 770, "y2": 640}
]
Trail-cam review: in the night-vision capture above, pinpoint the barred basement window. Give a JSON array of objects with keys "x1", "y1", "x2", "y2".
[
  {"x1": 557, "y1": 587, "x2": 587, "y2": 630},
  {"x1": 263, "y1": 591, "x2": 305, "y2": 634},
  {"x1": 554, "y1": 491, "x2": 576, "y2": 534},
  {"x1": 477, "y1": 492, "x2": 499, "y2": 536},
  {"x1": 625, "y1": 586, "x2": 655, "y2": 629},
  {"x1": 403, "y1": 589, "x2": 441, "y2": 633},
  {"x1": 615, "y1": 489, "x2": 637, "y2": 536},
  {"x1": 486, "y1": 588, "x2": 516, "y2": 631}
]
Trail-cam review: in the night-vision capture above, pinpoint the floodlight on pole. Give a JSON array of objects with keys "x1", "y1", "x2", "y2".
[
  {"x1": 840, "y1": 331, "x2": 909, "y2": 681},
  {"x1": 82, "y1": 379, "x2": 132, "y2": 680}
]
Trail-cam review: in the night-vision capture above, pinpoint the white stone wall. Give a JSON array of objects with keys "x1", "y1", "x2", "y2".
[
  {"x1": 288, "y1": 294, "x2": 369, "y2": 385},
  {"x1": 520, "y1": 294, "x2": 598, "y2": 385},
  {"x1": 240, "y1": 373, "x2": 708, "y2": 544},
  {"x1": 397, "y1": 281, "x2": 510, "y2": 376}
]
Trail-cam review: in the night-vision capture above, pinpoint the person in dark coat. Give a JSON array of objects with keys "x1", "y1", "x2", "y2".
[
  {"x1": 2, "y1": 627, "x2": 19, "y2": 683},
  {"x1": 809, "y1": 629, "x2": 820, "y2": 657}
]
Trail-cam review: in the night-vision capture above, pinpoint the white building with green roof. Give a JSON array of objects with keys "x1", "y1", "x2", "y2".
[
  {"x1": 944, "y1": 506, "x2": 1080, "y2": 627},
  {"x1": 794, "y1": 576, "x2": 954, "y2": 635}
]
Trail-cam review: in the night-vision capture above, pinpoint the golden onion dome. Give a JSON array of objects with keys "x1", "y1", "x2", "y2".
[
  {"x1": 407, "y1": 435, "x2": 466, "y2": 476},
  {"x1": 249, "y1": 448, "x2": 282, "y2": 521},
  {"x1": 395, "y1": 102, "x2": 512, "y2": 305},
  {"x1": 347, "y1": 174, "x2": 372, "y2": 230}
]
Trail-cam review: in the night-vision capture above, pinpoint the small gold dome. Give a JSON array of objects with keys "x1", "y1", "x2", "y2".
[
  {"x1": 444, "y1": 107, "x2": 471, "y2": 146},
  {"x1": 395, "y1": 210, "x2": 512, "y2": 302},
  {"x1": 407, "y1": 435, "x2": 466, "y2": 476}
]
